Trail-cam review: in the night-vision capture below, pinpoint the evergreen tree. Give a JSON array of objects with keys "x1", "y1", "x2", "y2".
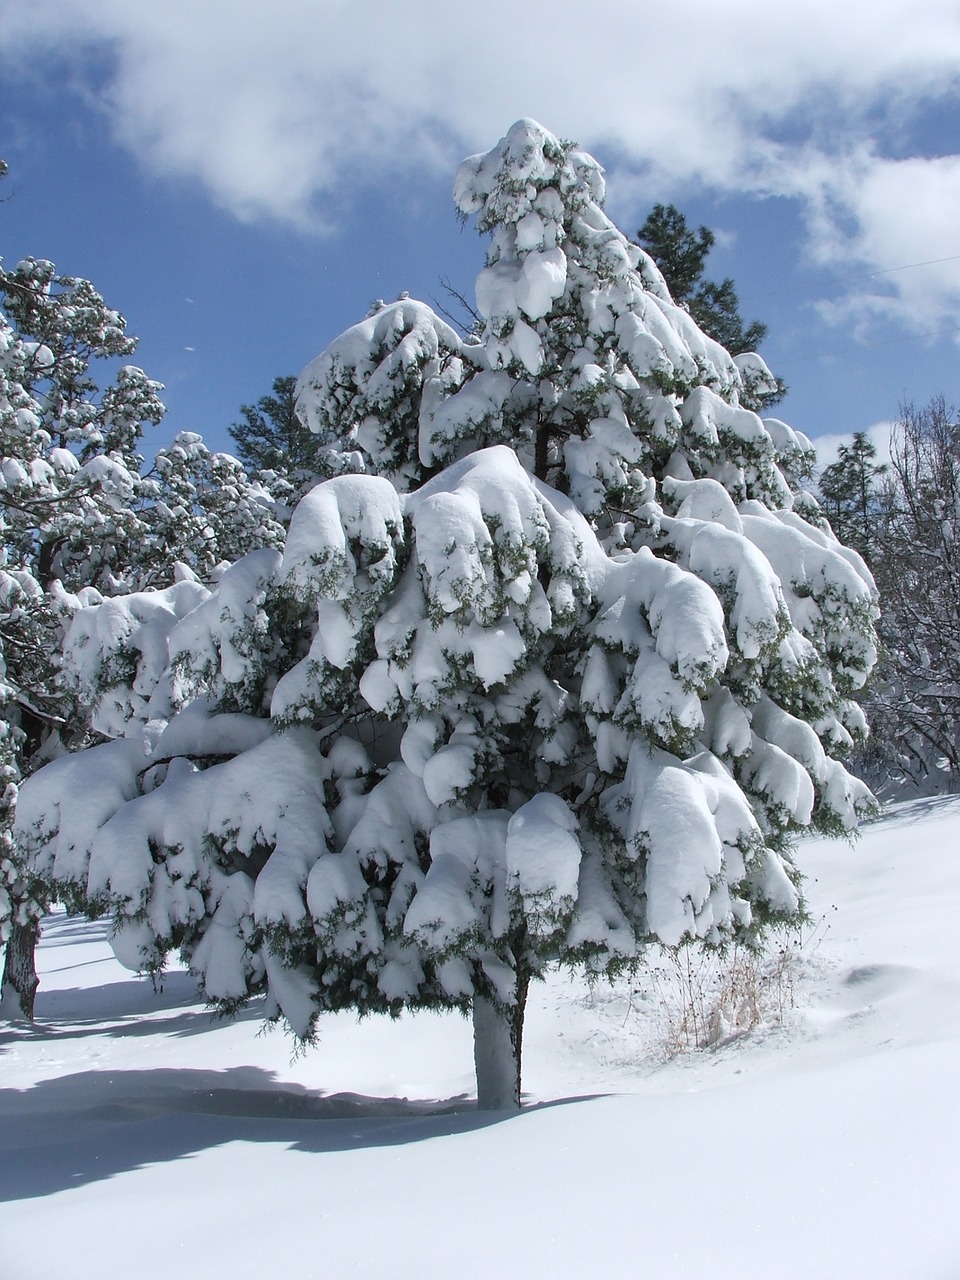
[
  {"x1": 816, "y1": 431, "x2": 888, "y2": 563},
  {"x1": 0, "y1": 255, "x2": 285, "y2": 1017},
  {"x1": 0, "y1": 255, "x2": 163, "y2": 1014},
  {"x1": 635, "y1": 204, "x2": 715, "y2": 305},
  {"x1": 636, "y1": 203, "x2": 783, "y2": 407},
  {"x1": 145, "y1": 431, "x2": 287, "y2": 582},
  {"x1": 16, "y1": 122, "x2": 876, "y2": 1104},
  {"x1": 229, "y1": 374, "x2": 323, "y2": 494}
]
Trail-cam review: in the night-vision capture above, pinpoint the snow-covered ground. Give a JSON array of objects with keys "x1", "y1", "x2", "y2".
[{"x1": 3, "y1": 796, "x2": 960, "y2": 1280}]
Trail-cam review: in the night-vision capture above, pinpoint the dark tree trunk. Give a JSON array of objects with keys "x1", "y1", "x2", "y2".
[
  {"x1": 472, "y1": 965, "x2": 531, "y2": 1111},
  {"x1": 1, "y1": 919, "x2": 40, "y2": 1020},
  {"x1": 3, "y1": 705, "x2": 47, "y2": 1022},
  {"x1": 534, "y1": 422, "x2": 550, "y2": 483}
]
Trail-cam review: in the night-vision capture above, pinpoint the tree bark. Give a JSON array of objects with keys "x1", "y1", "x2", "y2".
[
  {"x1": 472, "y1": 966, "x2": 530, "y2": 1111},
  {"x1": 3, "y1": 706, "x2": 47, "y2": 1022},
  {"x1": 534, "y1": 421, "x2": 550, "y2": 483},
  {"x1": 1, "y1": 919, "x2": 40, "y2": 1020}
]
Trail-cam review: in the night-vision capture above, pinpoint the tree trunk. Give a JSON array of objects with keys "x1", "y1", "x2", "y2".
[
  {"x1": 534, "y1": 421, "x2": 550, "y2": 483},
  {"x1": 472, "y1": 967, "x2": 530, "y2": 1111},
  {"x1": 4, "y1": 707, "x2": 46, "y2": 1022},
  {"x1": 1, "y1": 919, "x2": 40, "y2": 1020}
]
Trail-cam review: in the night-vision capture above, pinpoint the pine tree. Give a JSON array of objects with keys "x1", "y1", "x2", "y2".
[
  {"x1": 635, "y1": 205, "x2": 715, "y2": 305},
  {"x1": 0, "y1": 564, "x2": 48, "y2": 1005},
  {"x1": 817, "y1": 432, "x2": 887, "y2": 563},
  {"x1": 636, "y1": 203, "x2": 783, "y2": 407},
  {"x1": 229, "y1": 374, "x2": 323, "y2": 496},
  {"x1": 145, "y1": 431, "x2": 287, "y2": 582},
  {"x1": 0, "y1": 255, "x2": 285, "y2": 1017},
  {"x1": 16, "y1": 122, "x2": 876, "y2": 1103},
  {"x1": 0, "y1": 255, "x2": 164, "y2": 1014}
]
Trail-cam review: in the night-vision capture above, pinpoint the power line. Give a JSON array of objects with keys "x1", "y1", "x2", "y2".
[
  {"x1": 737, "y1": 249, "x2": 960, "y2": 365},
  {"x1": 867, "y1": 253, "x2": 960, "y2": 278},
  {"x1": 741, "y1": 252, "x2": 960, "y2": 305}
]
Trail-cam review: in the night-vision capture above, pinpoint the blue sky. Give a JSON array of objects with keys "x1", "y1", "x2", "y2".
[{"x1": 3, "y1": 0, "x2": 960, "y2": 466}]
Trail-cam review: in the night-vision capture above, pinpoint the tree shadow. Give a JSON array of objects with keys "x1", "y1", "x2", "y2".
[
  {"x1": 0, "y1": 972, "x2": 262, "y2": 1048},
  {"x1": 0, "y1": 1065, "x2": 601, "y2": 1202},
  {"x1": 5, "y1": 914, "x2": 603, "y2": 1202},
  {"x1": 864, "y1": 793, "x2": 960, "y2": 828},
  {"x1": 38, "y1": 914, "x2": 112, "y2": 949}
]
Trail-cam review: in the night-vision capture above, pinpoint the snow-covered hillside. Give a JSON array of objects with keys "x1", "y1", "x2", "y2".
[{"x1": 2, "y1": 797, "x2": 959, "y2": 1280}]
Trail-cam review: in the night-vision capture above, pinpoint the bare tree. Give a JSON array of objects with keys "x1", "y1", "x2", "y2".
[{"x1": 866, "y1": 397, "x2": 960, "y2": 790}]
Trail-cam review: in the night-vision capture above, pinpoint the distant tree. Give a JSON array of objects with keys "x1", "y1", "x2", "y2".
[
  {"x1": 636, "y1": 204, "x2": 714, "y2": 303},
  {"x1": 636, "y1": 204, "x2": 784, "y2": 406},
  {"x1": 229, "y1": 375, "x2": 322, "y2": 487},
  {"x1": 862, "y1": 398, "x2": 960, "y2": 792},
  {"x1": 817, "y1": 432, "x2": 888, "y2": 563},
  {"x1": 17, "y1": 122, "x2": 875, "y2": 1108}
]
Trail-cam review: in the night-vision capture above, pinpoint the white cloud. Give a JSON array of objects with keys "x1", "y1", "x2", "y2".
[
  {"x1": 807, "y1": 152, "x2": 960, "y2": 334},
  {"x1": 3, "y1": 0, "x2": 960, "y2": 323}
]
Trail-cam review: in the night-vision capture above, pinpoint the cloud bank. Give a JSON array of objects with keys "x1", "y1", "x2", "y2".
[{"x1": 3, "y1": 0, "x2": 960, "y2": 329}]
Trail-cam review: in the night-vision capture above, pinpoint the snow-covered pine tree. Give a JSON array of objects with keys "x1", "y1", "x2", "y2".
[
  {"x1": 0, "y1": 560, "x2": 47, "y2": 994},
  {"x1": 0, "y1": 256, "x2": 286, "y2": 1016},
  {"x1": 143, "y1": 430, "x2": 288, "y2": 585},
  {"x1": 0, "y1": 256, "x2": 157, "y2": 1015},
  {"x1": 15, "y1": 122, "x2": 877, "y2": 1104}
]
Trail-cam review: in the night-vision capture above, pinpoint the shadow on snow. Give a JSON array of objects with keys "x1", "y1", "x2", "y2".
[
  {"x1": 0, "y1": 1065, "x2": 602, "y2": 1201},
  {"x1": 2, "y1": 912, "x2": 603, "y2": 1201},
  {"x1": 0, "y1": 972, "x2": 261, "y2": 1044}
]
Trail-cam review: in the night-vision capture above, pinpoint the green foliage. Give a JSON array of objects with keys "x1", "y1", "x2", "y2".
[
  {"x1": 689, "y1": 278, "x2": 767, "y2": 356},
  {"x1": 229, "y1": 374, "x2": 322, "y2": 484},
  {"x1": 636, "y1": 203, "x2": 784, "y2": 403},
  {"x1": 816, "y1": 431, "x2": 887, "y2": 562},
  {"x1": 636, "y1": 204, "x2": 716, "y2": 302}
]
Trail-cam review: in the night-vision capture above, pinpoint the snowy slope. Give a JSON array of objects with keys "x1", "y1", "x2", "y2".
[{"x1": 2, "y1": 797, "x2": 960, "y2": 1280}]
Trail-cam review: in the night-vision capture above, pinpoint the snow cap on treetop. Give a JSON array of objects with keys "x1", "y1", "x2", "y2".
[{"x1": 454, "y1": 118, "x2": 606, "y2": 230}]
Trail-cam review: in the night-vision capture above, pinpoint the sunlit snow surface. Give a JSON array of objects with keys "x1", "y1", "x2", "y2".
[{"x1": 3, "y1": 797, "x2": 960, "y2": 1279}]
